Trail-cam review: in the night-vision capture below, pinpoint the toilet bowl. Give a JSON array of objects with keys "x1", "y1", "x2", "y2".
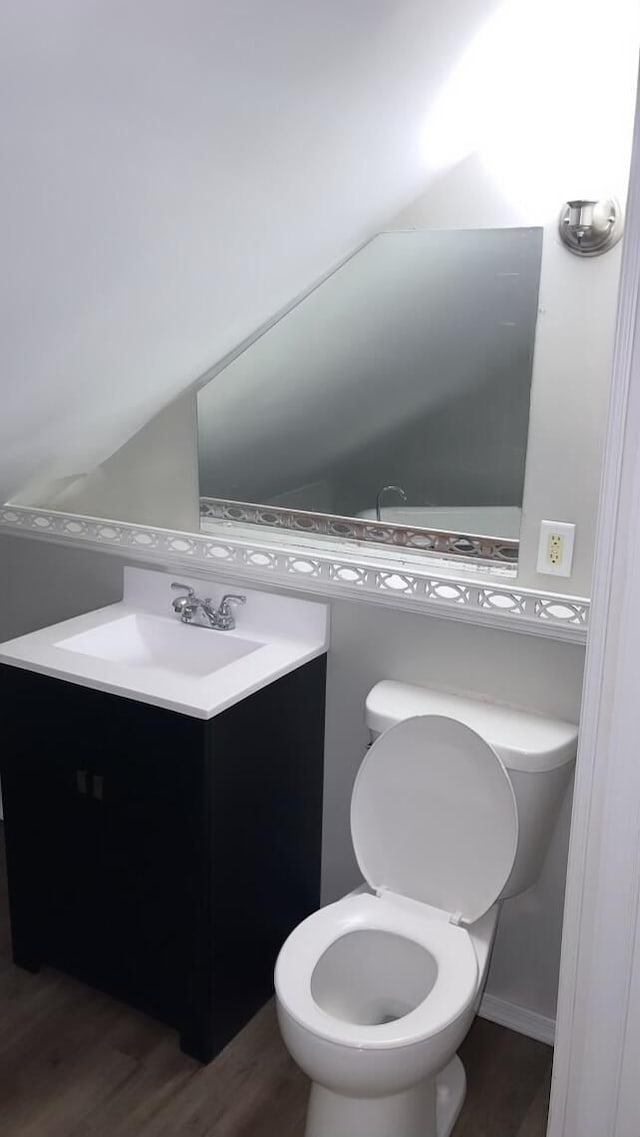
[
  {"x1": 275, "y1": 684, "x2": 578, "y2": 1137},
  {"x1": 277, "y1": 892, "x2": 498, "y2": 1137}
]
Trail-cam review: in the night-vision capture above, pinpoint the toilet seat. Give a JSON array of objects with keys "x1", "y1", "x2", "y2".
[
  {"x1": 351, "y1": 715, "x2": 519, "y2": 923},
  {"x1": 275, "y1": 892, "x2": 479, "y2": 1050}
]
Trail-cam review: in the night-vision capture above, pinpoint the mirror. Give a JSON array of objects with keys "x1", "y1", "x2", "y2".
[{"x1": 197, "y1": 228, "x2": 543, "y2": 565}]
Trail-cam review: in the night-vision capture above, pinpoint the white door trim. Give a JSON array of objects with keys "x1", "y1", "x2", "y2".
[{"x1": 548, "y1": 72, "x2": 640, "y2": 1137}]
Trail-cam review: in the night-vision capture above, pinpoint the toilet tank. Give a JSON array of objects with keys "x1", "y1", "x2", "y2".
[{"x1": 365, "y1": 681, "x2": 578, "y2": 900}]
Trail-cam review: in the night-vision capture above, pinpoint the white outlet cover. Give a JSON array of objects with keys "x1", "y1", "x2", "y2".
[{"x1": 537, "y1": 520, "x2": 576, "y2": 577}]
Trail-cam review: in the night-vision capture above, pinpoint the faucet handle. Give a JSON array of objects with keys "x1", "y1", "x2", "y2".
[
  {"x1": 219, "y1": 594, "x2": 246, "y2": 611},
  {"x1": 214, "y1": 594, "x2": 246, "y2": 631},
  {"x1": 171, "y1": 582, "x2": 195, "y2": 596},
  {"x1": 171, "y1": 582, "x2": 196, "y2": 612}
]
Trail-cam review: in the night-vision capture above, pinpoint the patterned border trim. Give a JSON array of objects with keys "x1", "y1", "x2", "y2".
[
  {"x1": 200, "y1": 497, "x2": 519, "y2": 564},
  {"x1": 0, "y1": 506, "x2": 589, "y2": 642}
]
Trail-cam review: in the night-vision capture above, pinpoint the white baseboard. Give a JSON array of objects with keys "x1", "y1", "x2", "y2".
[{"x1": 479, "y1": 993, "x2": 556, "y2": 1046}]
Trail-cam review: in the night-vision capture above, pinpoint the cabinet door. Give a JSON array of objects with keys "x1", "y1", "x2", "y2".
[
  {"x1": 88, "y1": 691, "x2": 203, "y2": 1026},
  {"x1": 1, "y1": 666, "x2": 103, "y2": 974},
  {"x1": 36, "y1": 739, "x2": 105, "y2": 980},
  {"x1": 2, "y1": 668, "x2": 203, "y2": 1026}
]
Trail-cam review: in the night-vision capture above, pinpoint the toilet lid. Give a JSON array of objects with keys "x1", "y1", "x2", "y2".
[{"x1": 350, "y1": 715, "x2": 519, "y2": 924}]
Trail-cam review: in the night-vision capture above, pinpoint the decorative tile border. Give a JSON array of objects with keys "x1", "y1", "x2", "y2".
[
  {"x1": 200, "y1": 496, "x2": 519, "y2": 564},
  {"x1": 0, "y1": 505, "x2": 589, "y2": 642}
]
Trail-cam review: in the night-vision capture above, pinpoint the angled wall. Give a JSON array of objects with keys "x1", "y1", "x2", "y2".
[{"x1": 2, "y1": 0, "x2": 492, "y2": 502}]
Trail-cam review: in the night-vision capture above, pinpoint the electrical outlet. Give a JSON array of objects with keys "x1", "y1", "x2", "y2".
[
  {"x1": 548, "y1": 533, "x2": 563, "y2": 566},
  {"x1": 537, "y1": 520, "x2": 576, "y2": 578}
]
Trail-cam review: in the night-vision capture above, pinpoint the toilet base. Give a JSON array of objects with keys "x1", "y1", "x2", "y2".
[
  {"x1": 436, "y1": 1055, "x2": 467, "y2": 1136},
  {"x1": 304, "y1": 1054, "x2": 466, "y2": 1137}
]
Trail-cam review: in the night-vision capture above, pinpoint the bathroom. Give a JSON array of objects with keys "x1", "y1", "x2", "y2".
[{"x1": 1, "y1": 2, "x2": 640, "y2": 1135}]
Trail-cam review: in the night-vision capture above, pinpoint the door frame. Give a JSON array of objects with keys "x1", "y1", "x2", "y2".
[{"x1": 548, "y1": 71, "x2": 640, "y2": 1137}]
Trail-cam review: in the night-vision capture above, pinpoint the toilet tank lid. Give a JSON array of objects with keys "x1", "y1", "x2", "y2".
[{"x1": 365, "y1": 681, "x2": 578, "y2": 773}]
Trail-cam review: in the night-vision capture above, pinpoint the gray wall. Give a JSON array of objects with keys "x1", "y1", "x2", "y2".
[
  {"x1": 0, "y1": 531, "x2": 584, "y2": 1022},
  {"x1": 333, "y1": 365, "x2": 536, "y2": 516}
]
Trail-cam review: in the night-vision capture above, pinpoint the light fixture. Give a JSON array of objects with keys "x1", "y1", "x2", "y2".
[{"x1": 558, "y1": 198, "x2": 624, "y2": 256}]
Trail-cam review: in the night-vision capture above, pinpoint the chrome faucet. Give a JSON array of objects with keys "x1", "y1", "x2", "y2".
[
  {"x1": 170, "y1": 583, "x2": 246, "y2": 630},
  {"x1": 376, "y1": 484, "x2": 407, "y2": 522}
]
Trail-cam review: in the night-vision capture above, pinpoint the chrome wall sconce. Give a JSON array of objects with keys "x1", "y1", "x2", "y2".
[{"x1": 558, "y1": 198, "x2": 624, "y2": 256}]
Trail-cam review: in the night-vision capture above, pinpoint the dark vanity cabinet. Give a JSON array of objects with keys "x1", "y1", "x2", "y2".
[{"x1": 0, "y1": 656, "x2": 326, "y2": 1062}]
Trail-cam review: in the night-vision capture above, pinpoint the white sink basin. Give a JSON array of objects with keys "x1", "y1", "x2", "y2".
[
  {"x1": 56, "y1": 613, "x2": 260, "y2": 678},
  {"x1": 0, "y1": 567, "x2": 329, "y2": 719}
]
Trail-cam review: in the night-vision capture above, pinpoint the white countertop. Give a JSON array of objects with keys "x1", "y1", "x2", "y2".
[{"x1": 0, "y1": 567, "x2": 330, "y2": 719}]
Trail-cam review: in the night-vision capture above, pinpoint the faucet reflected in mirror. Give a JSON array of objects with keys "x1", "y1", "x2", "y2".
[
  {"x1": 376, "y1": 484, "x2": 408, "y2": 522},
  {"x1": 171, "y1": 583, "x2": 246, "y2": 631}
]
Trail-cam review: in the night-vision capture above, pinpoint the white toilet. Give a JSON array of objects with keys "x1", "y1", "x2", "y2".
[{"x1": 275, "y1": 681, "x2": 578, "y2": 1137}]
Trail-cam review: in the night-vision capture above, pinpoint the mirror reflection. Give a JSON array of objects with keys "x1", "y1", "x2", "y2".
[{"x1": 197, "y1": 228, "x2": 543, "y2": 562}]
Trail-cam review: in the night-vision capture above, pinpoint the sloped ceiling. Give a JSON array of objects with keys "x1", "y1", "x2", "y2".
[{"x1": 1, "y1": 0, "x2": 495, "y2": 502}]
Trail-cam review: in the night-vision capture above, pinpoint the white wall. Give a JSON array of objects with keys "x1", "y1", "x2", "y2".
[
  {"x1": 0, "y1": 532, "x2": 584, "y2": 1022},
  {"x1": 13, "y1": 395, "x2": 200, "y2": 532}
]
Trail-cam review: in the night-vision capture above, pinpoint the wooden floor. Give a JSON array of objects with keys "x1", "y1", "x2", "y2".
[{"x1": 0, "y1": 825, "x2": 552, "y2": 1136}]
